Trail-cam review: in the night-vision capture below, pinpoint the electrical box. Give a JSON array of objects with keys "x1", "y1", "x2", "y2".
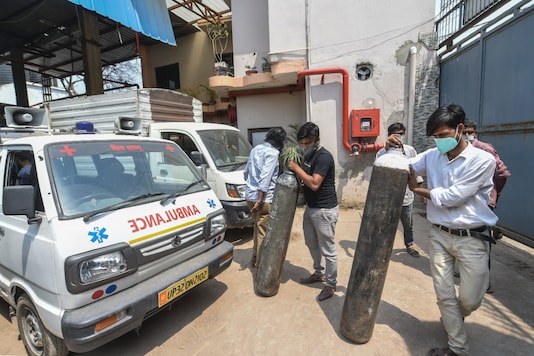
[{"x1": 351, "y1": 108, "x2": 380, "y2": 137}]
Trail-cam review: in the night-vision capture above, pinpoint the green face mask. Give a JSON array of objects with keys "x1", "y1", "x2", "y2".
[{"x1": 433, "y1": 126, "x2": 460, "y2": 154}]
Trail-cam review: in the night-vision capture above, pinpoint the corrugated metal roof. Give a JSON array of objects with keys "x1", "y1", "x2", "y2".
[
  {"x1": 166, "y1": 0, "x2": 231, "y2": 25},
  {"x1": 69, "y1": 0, "x2": 177, "y2": 45}
]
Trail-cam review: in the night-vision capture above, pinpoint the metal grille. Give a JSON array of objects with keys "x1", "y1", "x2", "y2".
[{"x1": 435, "y1": 0, "x2": 505, "y2": 44}]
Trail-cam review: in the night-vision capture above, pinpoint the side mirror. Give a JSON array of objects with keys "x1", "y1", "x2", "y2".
[
  {"x1": 190, "y1": 151, "x2": 205, "y2": 166},
  {"x1": 3, "y1": 186, "x2": 41, "y2": 223}
]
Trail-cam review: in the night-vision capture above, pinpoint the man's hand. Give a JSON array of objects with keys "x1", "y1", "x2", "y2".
[
  {"x1": 251, "y1": 201, "x2": 263, "y2": 213},
  {"x1": 288, "y1": 160, "x2": 298, "y2": 172},
  {"x1": 386, "y1": 134, "x2": 403, "y2": 149},
  {"x1": 407, "y1": 165, "x2": 418, "y2": 191}
]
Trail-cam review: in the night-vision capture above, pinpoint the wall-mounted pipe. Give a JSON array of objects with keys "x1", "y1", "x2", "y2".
[
  {"x1": 407, "y1": 46, "x2": 417, "y2": 146},
  {"x1": 231, "y1": 66, "x2": 383, "y2": 154}
]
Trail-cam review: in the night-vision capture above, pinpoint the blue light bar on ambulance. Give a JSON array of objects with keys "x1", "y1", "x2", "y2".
[{"x1": 75, "y1": 121, "x2": 95, "y2": 134}]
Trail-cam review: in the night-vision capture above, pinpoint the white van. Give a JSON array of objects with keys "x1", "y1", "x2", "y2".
[
  {"x1": 148, "y1": 122, "x2": 254, "y2": 228},
  {"x1": 0, "y1": 108, "x2": 233, "y2": 355}
]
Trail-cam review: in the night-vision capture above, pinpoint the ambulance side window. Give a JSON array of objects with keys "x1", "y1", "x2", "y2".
[{"x1": 5, "y1": 150, "x2": 44, "y2": 212}]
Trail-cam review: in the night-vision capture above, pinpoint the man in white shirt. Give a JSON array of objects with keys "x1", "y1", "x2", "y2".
[
  {"x1": 376, "y1": 123, "x2": 423, "y2": 258},
  {"x1": 387, "y1": 104, "x2": 497, "y2": 356}
]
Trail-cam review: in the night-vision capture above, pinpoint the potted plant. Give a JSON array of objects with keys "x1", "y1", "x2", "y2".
[
  {"x1": 245, "y1": 65, "x2": 258, "y2": 75},
  {"x1": 262, "y1": 57, "x2": 272, "y2": 73},
  {"x1": 205, "y1": 21, "x2": 230, "y2": 76}
]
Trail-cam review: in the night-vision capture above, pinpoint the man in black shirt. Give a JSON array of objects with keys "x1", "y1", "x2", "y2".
[{"x1": 288, "y1": 122, "x2": 338, "y2": 301}]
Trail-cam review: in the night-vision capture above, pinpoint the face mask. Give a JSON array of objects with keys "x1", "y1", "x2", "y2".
[
  {"x1": 464, "y1": 134, "x2": 475, "y2": 143},
  {"x1": 303, "y1": 145, "x2": 317, "y2": 161},
  {"x1": 400, "y1": 135, "x2": 406, "y2": 143},
  {"x1": 433, "y1": 126, "x2": 460, "y2": 154}
]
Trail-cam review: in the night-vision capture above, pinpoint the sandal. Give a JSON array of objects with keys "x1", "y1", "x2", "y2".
[
  {"x1": 427, "y1": 347, "x2": 458, "y2": 356},
  {"x1": 406, "y1": 245, "x2": 420, "y2": 258}
]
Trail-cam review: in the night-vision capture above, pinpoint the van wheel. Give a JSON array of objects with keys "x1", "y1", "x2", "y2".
[{"x1": 16, "y1": 294, "x2": 69, "y2": 356}]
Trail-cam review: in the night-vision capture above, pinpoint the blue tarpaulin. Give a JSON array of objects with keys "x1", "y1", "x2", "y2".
[{"x1": 69, "y1": 0, "x2": 176, "y2": 46}]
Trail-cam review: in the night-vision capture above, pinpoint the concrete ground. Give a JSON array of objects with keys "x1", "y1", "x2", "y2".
[{"x1": 0, "y1": 208, "x2": 533, "y2": 355}]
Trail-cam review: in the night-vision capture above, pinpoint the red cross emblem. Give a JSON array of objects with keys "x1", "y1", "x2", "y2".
[{"x1": 60, "y1": 145, "x2": 77, "y2": 156}]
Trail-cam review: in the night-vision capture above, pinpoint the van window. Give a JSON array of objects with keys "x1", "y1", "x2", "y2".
[
  {"x1": 161, "y1": 132, "x2": 199, "y2": 160},
  {"x1": 197, "y1": 130, "x2": 252, "y2": 170},
  {"x1": 5, "y1": 150, "x2": 44, "y2": 211}
]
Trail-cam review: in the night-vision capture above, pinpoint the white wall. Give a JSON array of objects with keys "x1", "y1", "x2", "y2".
[{"x1": 234, "y1": 0, "x2": 436, "y2": 207}]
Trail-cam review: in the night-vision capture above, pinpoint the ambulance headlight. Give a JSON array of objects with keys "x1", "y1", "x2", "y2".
[
  {"x1": 65, "y1": 243, "x2": 137, "y2": 293},
  {"x1": 208, "y1": 213, "x2": 226, "y2": 237},
  {"x1": 80, "y1": 251, "x2": 127, "y2": 284},
  {"x1": 226, "y1": 183, "x2": 246, "y2": 199}
]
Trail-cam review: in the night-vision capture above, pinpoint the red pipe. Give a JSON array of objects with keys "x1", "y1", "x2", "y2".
[
  {"x1": 297, "y1": 67, "x2": 353, "y2": 152},
  {"x1": 231, "y1": 66, "x2": 382, "y2": 154}
]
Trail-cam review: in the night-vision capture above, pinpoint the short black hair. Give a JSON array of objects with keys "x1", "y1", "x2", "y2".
[
  {"x1": 387, "y1": 122, "x2": 406, "y2": 136},
  {"x1": 464, "y1": 119, "x2": 477, "y2": 130},
  {"x1": 265, "y1": 126, "x2": 287, "y2": 151},
  {"x1": 426, "y1": 103, "x2": 465, "y2": 136},
  {"x1": 297, "y1": 122, "x2": 319, "y2": 141}
]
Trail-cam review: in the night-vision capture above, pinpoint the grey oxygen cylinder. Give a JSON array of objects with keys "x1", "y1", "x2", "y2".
[{"x1": 254, "y1": 170, "x2": 300, "y2": 297}]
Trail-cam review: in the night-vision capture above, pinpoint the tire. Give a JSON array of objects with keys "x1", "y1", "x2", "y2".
[{"x1": 16, "y1": 294, "x2": 69, "y2": 356}]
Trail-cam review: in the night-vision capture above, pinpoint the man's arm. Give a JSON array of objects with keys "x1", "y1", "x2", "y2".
[{"x1": 288, "y1": 160, "x2": 325, "y2": 191}]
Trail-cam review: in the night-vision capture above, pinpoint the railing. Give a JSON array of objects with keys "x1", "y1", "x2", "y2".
[{"x1": 435, "y1": 0, "x2": 508, "y2": 45}]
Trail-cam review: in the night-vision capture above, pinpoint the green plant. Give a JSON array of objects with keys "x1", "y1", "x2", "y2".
[
  {"x1": 179, "y1": 88, "x2": 200, "y2": 101},
  {"x1": 279, "y1": 144, "x2": 303, "y2": 172},
  {"x1": 199, "y1": 84, "x2": 217, "y2": 105},
  {"x1": 205, "y1": 21, "x2": 229, "y2": 63},
  {"x1": 245, "y1": 65, "x2": 257, "y2": 70},
  {"x1": 262, "y1": 57, "x2": 272, "y2": 72}
]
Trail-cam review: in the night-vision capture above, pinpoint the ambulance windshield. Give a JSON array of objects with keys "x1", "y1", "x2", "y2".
[{"x1": 47, "y1": 140, "x2": 210, "y2": 218}]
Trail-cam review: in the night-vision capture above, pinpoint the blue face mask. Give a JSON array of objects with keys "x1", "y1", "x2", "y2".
[{"x1": 433, "y1": 126, "x2": 460, "y2": 154}]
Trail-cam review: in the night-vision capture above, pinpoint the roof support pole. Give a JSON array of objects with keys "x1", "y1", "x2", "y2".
[
  {"x1": 79, "y1": 8, "x2": 104, "y2": 95},
  {"x1": 11, "y1": 47, "x2": 29, "y2": 107}
]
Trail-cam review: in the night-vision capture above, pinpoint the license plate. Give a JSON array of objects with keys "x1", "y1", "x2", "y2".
[{"x1": 158, "y1": 266, "x2": 209, "y2": 308}]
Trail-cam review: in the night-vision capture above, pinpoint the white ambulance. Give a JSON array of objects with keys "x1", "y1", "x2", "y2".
[{"x1": 0, "y1": 107, "x2": 233, "y2": 355}]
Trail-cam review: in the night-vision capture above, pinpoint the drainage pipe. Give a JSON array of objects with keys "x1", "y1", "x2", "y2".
[{"x1": 407, "y1": 46, "x2": 417, "y2": 145}]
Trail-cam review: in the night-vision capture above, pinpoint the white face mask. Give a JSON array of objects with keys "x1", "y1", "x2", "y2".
[{"x1": 464, "y1": 134, "x2": 475, "y2": 143}]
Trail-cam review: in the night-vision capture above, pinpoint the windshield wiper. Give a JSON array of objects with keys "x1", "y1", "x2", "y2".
[
  {"x1": 160, "y1": 180, "x2": 205, "y2": 205},
  {"x1": 83, "y1": 192, "x2": 166, "y2": 222}
]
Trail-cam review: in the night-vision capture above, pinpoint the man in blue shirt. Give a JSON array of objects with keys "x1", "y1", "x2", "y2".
[
  {"x1": 244, "y1": 127, "x2": 286, "y2": 268},
  {"x1": 15, "y1": 151, "x2": 33, "y2": 185}
]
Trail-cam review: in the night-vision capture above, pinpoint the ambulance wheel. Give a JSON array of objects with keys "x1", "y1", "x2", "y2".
[{"x1": 16, "y1": 294, "x2": 69, "y2": 356}]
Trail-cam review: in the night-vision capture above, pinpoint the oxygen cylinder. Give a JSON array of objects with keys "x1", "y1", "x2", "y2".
[
  {"x1": 340, "y1": 153, "x2": 409, "y2": 343},
  {"x1": 255, "y1": 170, "x2": 300, "y2": 297}
]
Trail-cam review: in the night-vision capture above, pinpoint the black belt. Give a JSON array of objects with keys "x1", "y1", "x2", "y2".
[{"x1": 434, "y1": 224, "x2": 487, "y2": 237}]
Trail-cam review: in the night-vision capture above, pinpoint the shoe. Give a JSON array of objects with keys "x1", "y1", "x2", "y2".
[
  {"x1": 318, "y1": 286, "x2": 335, "y2": 301},
  {"x1": 427, "y1": 347, "x2": 458, "y2": 356},
  {"x1": 406, "y1": 245, "x2": 420, "y2": 258},
  {"x1": 300, "y1": 273, "x2": 325, "y2": 284}
]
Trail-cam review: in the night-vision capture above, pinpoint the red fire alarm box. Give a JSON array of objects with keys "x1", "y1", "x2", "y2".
[{"x1": 351, "y1": 108, "x2": 380, "y2": 137}]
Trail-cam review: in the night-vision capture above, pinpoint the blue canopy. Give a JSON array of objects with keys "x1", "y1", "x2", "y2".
[{"x1": 69, "y1": 0, "x2": 176, "y2": 46}]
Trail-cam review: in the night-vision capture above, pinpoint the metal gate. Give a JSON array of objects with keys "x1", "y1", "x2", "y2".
[{"x1": 438, "y1": 1, "x2": 534, "y2": 247}]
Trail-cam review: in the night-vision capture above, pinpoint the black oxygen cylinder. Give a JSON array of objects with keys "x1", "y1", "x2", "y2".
[
  {"x1": 254, "y1": 170, "x2": 300, "y2": 297},
  {"x1": 340, "y1": 153, "x2": 409, "y2": 343}
]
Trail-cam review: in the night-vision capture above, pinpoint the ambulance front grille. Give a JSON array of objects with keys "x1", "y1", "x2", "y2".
[{"x1": 135, "y1": 222, "x2": 206, "y2": 265}]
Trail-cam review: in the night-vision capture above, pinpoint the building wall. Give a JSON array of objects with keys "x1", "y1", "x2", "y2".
[{"x1": 233, "y1": 0, "x2": 437, "y2": 207}]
